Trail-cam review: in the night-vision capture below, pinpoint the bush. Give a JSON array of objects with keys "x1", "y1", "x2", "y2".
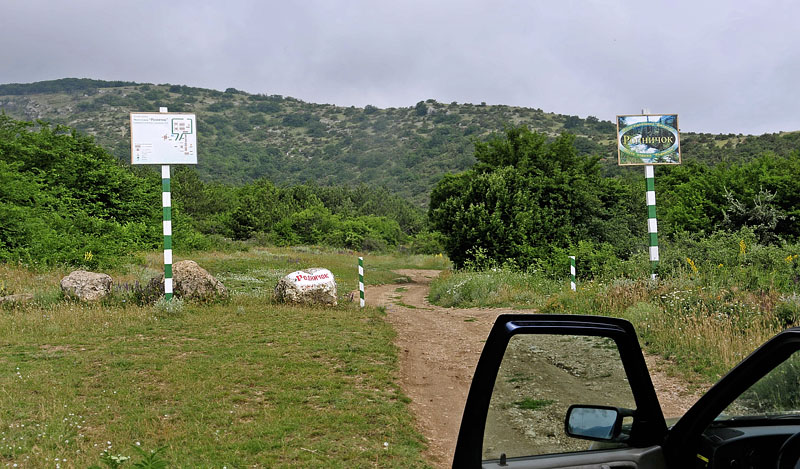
[
  {"x1": 408, "y1": 231, "x2": 445, "y2": 255},
  {"x1": 429, "y1": 126, "x2": 630, "y2": 270},
  {"x1": 775, "y1": 296, "x2": 800, "y2": 327},
  {"x1": 547, "y1": 241, "x2": 623, "y2": 280}
]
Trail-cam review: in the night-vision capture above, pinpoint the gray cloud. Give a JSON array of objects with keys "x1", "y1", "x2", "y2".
[{"x1": 2, "y1": 0, "x2": 799, "y2": 134}]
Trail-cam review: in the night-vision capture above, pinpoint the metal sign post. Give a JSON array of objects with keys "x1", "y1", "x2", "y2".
[
  {"x1": 160, "y1": 107, "x2": 174, "y2": 300},
  {"x1": 645, "y1": 164, "x2": 659, "y2": 280}
]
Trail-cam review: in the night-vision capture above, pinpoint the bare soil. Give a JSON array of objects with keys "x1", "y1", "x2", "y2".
[{"x1": 368, "y1": 269, "x2": 705, "y2": 468}]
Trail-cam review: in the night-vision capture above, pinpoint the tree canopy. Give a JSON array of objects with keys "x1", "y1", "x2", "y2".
[{"x1": 429, "y1": 126, "x2": 642, "y2": 269}]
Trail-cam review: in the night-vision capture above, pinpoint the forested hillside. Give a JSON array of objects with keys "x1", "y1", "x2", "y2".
[{"x1": 3, "y1": 78, "x2": 799, "y2": 204}]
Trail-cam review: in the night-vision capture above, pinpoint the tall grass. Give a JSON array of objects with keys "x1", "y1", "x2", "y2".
[{"x1": 428, "y1": 269, "x2": 560, "y2": 308}]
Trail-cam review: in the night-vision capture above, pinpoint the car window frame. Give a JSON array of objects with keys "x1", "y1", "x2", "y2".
[{"x1": 452, "y1": 314, "x2": 668, "y2": 468}]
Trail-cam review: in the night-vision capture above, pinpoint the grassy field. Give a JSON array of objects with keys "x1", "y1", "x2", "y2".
[
  {"x1": 0, "y1": 247, "x2": 449, "y2": 468},
  {"x1": 11, "y1": 240, "x2": 795, "y2": 465}
]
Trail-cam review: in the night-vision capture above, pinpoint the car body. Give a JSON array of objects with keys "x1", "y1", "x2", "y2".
[{"x1": 453, "y1": 314, "x2": 800, "y2": 468}]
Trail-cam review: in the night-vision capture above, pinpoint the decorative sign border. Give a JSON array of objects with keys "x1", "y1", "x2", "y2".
[{"x1": 617, "y1": 114, "x2": 681, "y2": 165}]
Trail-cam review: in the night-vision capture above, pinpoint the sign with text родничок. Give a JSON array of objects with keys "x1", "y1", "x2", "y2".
[
  {"x1": 130, "y1": 112, "x2": 197, "y2": 165},
  {"x1": 288, "y1": 269, "x2": 334, "y2": 291},
  {"x1": 617, "y1": 114, "x2": 681, "y2": 165}
]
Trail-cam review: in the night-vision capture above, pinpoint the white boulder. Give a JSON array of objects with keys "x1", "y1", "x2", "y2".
[{"x1": 275, "y1": 268, "x2": 337, "y2": 306}]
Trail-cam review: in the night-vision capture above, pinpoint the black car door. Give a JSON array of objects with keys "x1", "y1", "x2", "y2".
[
  {"x1": 663, "y1": 326, "x2": 800, "y2": 468},
  {"x1": 453, "y1": 314, "x2": 669, "y2": 468}
]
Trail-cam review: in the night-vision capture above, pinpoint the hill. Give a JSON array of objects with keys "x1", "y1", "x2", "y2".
[{"x1": 2, "y1": 78, "x2": 799, "y2": 204}]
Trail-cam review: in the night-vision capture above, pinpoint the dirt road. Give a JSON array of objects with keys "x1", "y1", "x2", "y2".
[{"x1": 368, "y1": 269, "x2": 703, "y2": 468}]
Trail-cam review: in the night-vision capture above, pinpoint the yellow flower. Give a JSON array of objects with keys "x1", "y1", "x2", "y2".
[
  {"x1": 686, "y1": 257, "x2": 698, "y2": 274},
  {"x1": 739, "y1": 239, "x2": 746, "y2": 256},
  {"x1": 786, "y1": 254, "x2": 799, "y2": 264},
  {"x1": 84, "y1": 251, "x2": 94, "y2": 262}
]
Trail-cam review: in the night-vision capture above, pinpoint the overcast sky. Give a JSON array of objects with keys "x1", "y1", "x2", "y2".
[{"x1": 2, "y1": 1, "x2": 798, "y2": 135}]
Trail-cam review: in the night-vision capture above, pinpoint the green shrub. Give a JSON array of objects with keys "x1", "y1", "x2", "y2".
[
  {"x1": 775, "y1": 296, "x2": 800, "y2": 327},
  {"x1": 0, "y1": 116, "x2": 160, "y2": 268},
  {"x1": 408, "y1": 231, "x2": 445, "y2": 255}
]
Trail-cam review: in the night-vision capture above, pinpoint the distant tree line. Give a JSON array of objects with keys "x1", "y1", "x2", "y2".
[
  {"x1": 0, "y1": 78, "x2": 137, "y2": 95},
  {"x1": 170, "y1": 167, "x2": 433, "y2": 253}
]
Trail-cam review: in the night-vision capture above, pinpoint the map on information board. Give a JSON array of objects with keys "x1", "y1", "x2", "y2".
[{"x1": 130, "y1": 112, "x2": 197, "y2": 165}]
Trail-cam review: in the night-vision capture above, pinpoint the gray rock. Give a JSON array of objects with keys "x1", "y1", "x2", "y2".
[
  {"x1": 275, "y1": 268, "x2": 337, "y2": 306},
  {"x1": 0, "y1": 293, "x2": 34, "y2": 305},
  {"x1": 60, "y1": 270, "x2": 113, "y2": 301},
  {"x1": 150, "y1": 260, "x2": 227, "y2": 301}
]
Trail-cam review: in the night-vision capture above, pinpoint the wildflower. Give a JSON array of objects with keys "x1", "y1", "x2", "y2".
[
  {"x1": 739, "y1": 239, "x2": 746, "y2": 256},
  {"x1": 686, "y1": 257, "x2": 698, "y2": 274}
]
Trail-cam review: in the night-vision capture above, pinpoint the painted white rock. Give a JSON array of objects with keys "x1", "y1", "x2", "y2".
[{"x1": 274, "y1": 268, "x2": 337, "y2": 306}]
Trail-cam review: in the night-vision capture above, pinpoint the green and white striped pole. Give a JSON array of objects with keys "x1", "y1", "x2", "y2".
[
  {"x1": 160, "y1": 107, "x2": 173, "y2": 300},
  {"x1": 163, "y1": 164, "x2": 173, "y2": 300},
  {"x1": 640, "y1": 109, "x2": 659, "y2": 281},
  {"x1": 569, "y1": 256, "x2": 576, "y2": 291},
  {"x1": 358, "y1": 257, "x2": 365, "y2": 307},
  {"x1": 646, "y1": 164, "x2": 659, "y2": 280}
]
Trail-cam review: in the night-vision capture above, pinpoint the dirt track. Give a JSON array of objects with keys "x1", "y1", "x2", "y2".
[{"x1": 368, "y1": 269, "x2": 704, "y2": 468}]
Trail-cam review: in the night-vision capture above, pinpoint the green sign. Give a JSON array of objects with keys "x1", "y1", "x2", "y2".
[{"x1": 617, "y1": 114, "x2": 680, "y2": 165}]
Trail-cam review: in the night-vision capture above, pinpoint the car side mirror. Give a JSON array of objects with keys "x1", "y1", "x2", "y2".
[{"x1": 565, "y1": 405, "x2": 633, "y2": 442}]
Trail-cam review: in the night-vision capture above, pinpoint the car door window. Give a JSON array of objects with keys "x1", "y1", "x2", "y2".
[
  {"x1": 482, "y1": 333, "x2": 637, "y2": 460},
  {"x1": 716, "y1": 349, "x2": 800, "y2": 420}
]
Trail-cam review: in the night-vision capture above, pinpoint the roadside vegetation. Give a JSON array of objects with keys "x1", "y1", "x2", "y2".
[{"x1": 430, "y1": 229, "x2": 800, "y2": 381}]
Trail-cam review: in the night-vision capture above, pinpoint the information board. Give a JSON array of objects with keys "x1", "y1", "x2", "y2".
[
  {"x1": 617, "y1": 114, "x2": 680, "y2": 165},
  {"x1": 130, "y1": 112, "x2": 197, "y2": 164}
]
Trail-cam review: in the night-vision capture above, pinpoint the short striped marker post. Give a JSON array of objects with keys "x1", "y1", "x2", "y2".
[
  {"x1": 646, "y1": 164, "x2": 659, "y2": 280},
  {"x1": 569, "y1": 256, "x2": 576, "y2": 291},
  {"x1": 358, "y1": 257, "x2": 365, "y2": 307}
]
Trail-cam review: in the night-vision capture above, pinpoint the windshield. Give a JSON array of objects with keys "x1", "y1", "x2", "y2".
[{"x1": 714, "y1": 350, "x2": 800, "y2": 422}]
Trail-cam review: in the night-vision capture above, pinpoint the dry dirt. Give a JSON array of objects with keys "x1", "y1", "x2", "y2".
[{"x1": 367, "y1": 269, "x2": 705, "y2": 468}]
